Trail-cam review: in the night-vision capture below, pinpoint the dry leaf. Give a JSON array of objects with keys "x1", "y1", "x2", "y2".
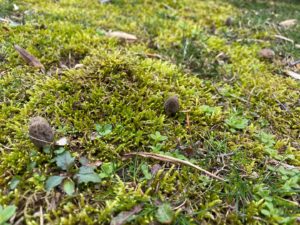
[
  {"x1": 106, "y1": 31, "x2": 137, "y2": 41},
  {"x1": 284, "y1": 70, "x2": 300, "y2": 80},
  {"x1": 90, "y1": 132, "x2": 98, "y2": 141},
  {"x1": 295, "y1": 44, "x2": 300, "y2": 49},
  {"x1": 110, "y1": 205, "x2": 143, "y2": 225},
  {"x1": 14, "y1": 45, "x2": 44, "y2": 69},
  {"x1": 13, "y1": 4, "x2": 19, "y2": 11},
  {"x1": 279, "y1": 19, "x2": 297, "y2": 28},
  {"x1": 0, "y1": 17, "x2": 20, "y2": 27},
  {"x1": 151, "y1": 164, "x2": 161, "y2": 175},
  {"x1": 55, "y1": 137, "x2": 69, "y2": 146}
]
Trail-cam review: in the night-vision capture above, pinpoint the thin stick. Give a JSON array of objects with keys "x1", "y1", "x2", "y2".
[
  {"x1": 186, "y1": 112, "x2": 191, "y2": 135},
  {"x1": 274, "y1": 34, "x2": 294, "y2": 43},
  {"x1": 123, "y1": 152, "x2": 226, "y2": 182},
  {"x1": 40, "y1": 206, "x2": 44, "y2": 225},
  {"x1": 289, "y1": 59, "x2": 300, "y2": 66},
  {"x1": 28, "y1": 135, "x2": 53, "y2": 144},
  {"x1": 0, "y1": 143, "x2": 13, "y2": 150}
]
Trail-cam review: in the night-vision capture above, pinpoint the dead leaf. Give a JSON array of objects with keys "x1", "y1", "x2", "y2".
[
  {"x1": 110, "y1": 204, "x2": 143, "y2": 225},
  {"x1": 295, "y1": 44, "x2": 300, "y2": 49},
  {"x1": 90, "y1": 132, "x2": 98, "y2": 141},
  {"x1": 279, "y1": 19, "x2": 297, "y2": 29},
  {"x1": 13, "y1": 4, "x2": 19, "y2": 11},
  {"x1": 123, "y1": 152, "x2": 226, "y2": 182},
  {"x1": 88, "y1": 161, "x2": 102, "y2": 167},
  {"x1": 79, "y1": 157, "x2": 102, "y2": 167},
  {"x1": 151, "y1": 164, "x2": 161, "y2": 175},
  {"x1": 55, "y1": 137, "x2": 69, "y2": 146},
  {"x1": 14, "y1": 45, "x2": 44, "y2": 69},
  {"x1": 106, "y1": 31, "x2": 137, "y2": 42},
  {"x1": 284, "y1": 70, "x2": 300, "y2": 80},
  {"x1": 0, "y1": 17, "x2": 20, "y2": 27}
]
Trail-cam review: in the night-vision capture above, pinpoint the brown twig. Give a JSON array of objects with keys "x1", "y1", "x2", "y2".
[
  {"x1": 268, "y1": 159, "x2": 300, "y2": 170},
  {"x1": 28, "y1": 135, "x2": 53, "y2": 144},
  {"x1": 186, "y1": 112, "x2": 191, "y2": 135},
  {"x1": 123, "y1": 152, "x2": 226, "y2": 182},
  {"x1": 173, "y1": 199, "x2": 187, "y2": 210},
  {"x1": 289, "y1": 59, "x2": 300, "y2": 66}
]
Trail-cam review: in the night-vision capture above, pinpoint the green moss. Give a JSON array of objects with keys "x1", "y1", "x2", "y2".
[{"x1": 0, "y1": 0, "x2": 300, "y2": 224}]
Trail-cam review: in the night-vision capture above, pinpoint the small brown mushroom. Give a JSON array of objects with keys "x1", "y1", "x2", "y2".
[
  {"x1": 225, "y1": 17, "x2": 234, "y2": 27},
  {"x1": 259, "y1": 48, "x2": 275, "y2": 59},
  {"x1": 164, "y1": 96, "x2": 180, "y2": 116},
  {"x1": 29, "y1": 116, "x2": 54, "y2": 148}
]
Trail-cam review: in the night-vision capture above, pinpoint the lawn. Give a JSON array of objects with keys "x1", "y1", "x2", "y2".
[{"x1": 0, "y1": 0, "x2": 299, "y2": 224}]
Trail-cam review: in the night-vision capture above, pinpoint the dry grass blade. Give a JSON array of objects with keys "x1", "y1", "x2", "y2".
[
  {"x1": 274, "y1": 35, "x2": 294, "y2": 43},
  {"x1": 106, "y1": 31, "x2": 137, "y2": 41},
  {"x1": 123, "y1": 152, "x2": 226, "y2": 182},
  {"x1": 284, "y1": 70, "x2": 300, "y2": 80},
  {"x1": 268, "y1": 159, "x2": 300, "y2": 170},
  {"x1": 14, "y1": 45, "x2": 44, "y2": 69}
]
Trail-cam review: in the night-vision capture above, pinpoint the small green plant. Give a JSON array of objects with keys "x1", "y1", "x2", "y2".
[
  {"x1": 95, "y1": 124, "x2": 113, "y2": 137},
  {"x1": 149, "y1": 131, "x2": 168, "y2": 152},
  {"x1": 140, "y1": 163, "x2": 152, "y2": 180},
  {"x1": 256, "y1": 131, "x2": 275, "y2": 147},
  {"x1": 200, "y1": 105, "x2": 221, "y2": 116},
  {"x1": 149, "y1": 143, "x2": 164, "y2": 152},
  {"x1": 99, "y1": 162, "x2": 115, "y2": 179},
  {"x1": 255, "y1": 131, "x2": 280, "y2": 159},
  {"x1": 45, "y1": 149, "x2": 102, "y2": 195},
  {"x1": 150, "y1": 131, "x2": 168, "y2": 143},
  {"x1": 253, "y1": 165, "x2": 300, "y2": 224},
  {"x1": 0, "y1": 205, "x2": 17, "y2": 225},
  {"x1": 149, "y1": 132, "x2": 189, "y2": 161},
  {"x1": 225, "y1": 114, "x2": 249, "y2": 131},
  {"x1": 155, "y1": 203, "x2": 174, "y2": 224},
  {"x1": 9, "y1": 176, "x2": 20, "y2": 190},
  {"x1": 74, "y1": 165, "x2": 101, "y2": 184}
]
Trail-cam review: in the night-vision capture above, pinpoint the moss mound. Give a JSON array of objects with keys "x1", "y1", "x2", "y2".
[{"x1": 0, "y1": 0, "x2": 299, "y2": 224}]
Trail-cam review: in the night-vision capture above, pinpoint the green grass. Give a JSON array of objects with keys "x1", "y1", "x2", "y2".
[
  {"x1": 228, "y1": 0, "x2": 300, "y2": 58},
  {"x1": 0, "y1": 0, "x2": 300, "y2": 224}
]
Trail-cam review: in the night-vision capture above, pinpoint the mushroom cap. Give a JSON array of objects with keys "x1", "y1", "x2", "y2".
[
  {"x1": 259, "y1": 48, "x2": 275, "y2": 59},
  {"x1": 164, "y1": 96, "x2": 180, "y2": 116},
  {"x1": 29, "y1": 116, "x2": 54, "y2": 148},
  {"x1": 225, "y1": 17, "x2": 234, "y2": 26}
]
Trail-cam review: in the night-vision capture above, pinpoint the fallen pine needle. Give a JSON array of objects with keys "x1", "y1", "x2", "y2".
[{"x1": 123, "y1": 152, "x2": 226, "y2": 182}]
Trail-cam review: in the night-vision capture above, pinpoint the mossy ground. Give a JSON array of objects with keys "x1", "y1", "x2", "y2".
[{"x1": 0, "y1": 0, "x2": 300, "y2": 224}]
